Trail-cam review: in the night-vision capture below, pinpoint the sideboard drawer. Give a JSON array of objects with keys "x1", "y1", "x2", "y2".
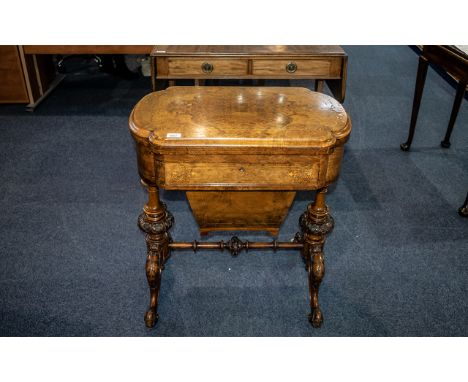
[
  {"x1": 167, "y1": 59, "x2": 248, "y2": 76},
  {"x1": 252, "y1": 59, "x2": 340, "y2": 77}
]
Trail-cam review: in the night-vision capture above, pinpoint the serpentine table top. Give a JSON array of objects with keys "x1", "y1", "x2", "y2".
[{"x1": 129, "y1": 86, "x2": 351, "y2": 190}]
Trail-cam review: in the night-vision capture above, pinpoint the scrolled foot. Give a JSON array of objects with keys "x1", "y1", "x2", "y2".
[
  {"x1": 145, "y1": 310, "x2": 159, "y2": 328},
  {"x1": 400, "y1": 142, "x2": 411, "y2": 151},
  {"x1": 308, "y1": 308, "x2": 323, "y2": 328},
  {"x1": 440, "y1": 140, "x2": 451, "y2": 149},
  {"x1": 459, "y1": 205, "x2": 468, "y2": 217}
]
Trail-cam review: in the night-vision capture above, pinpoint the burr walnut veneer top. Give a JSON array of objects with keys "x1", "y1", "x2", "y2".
[{"x1": 129, "y1": 87, "x2": 351, "y2": 154}]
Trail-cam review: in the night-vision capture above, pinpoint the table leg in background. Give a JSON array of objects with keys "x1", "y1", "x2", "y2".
[
  {"x1": 401, "y1": 55, "x2": 429, "y2": 151},
  {"x1": 315, "y1": 79, "x2": 324, "y2": 93},
  {"x1": 459, "y1": 192, "x2": 468, "y2": 217},
  {"x1": 150, "y1": 57, "x2": 156, "y2": 91},
  {"x1": 441, "y1": 81, "x2": 466, "y2": 148}
]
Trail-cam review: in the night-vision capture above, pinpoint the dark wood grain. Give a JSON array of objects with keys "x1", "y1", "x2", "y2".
[
  {"x1": 400, "y1": 46, "x2": 467, "y2": 216},
  {"x1": 401, "y1": 45, "x2": 467, "y2": 151}
]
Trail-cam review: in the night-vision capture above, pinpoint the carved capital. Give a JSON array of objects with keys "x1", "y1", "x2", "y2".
[
  {"x1": 299, "y1": 212, "x2": 334, "y2": 236},
  {"x1": 138, "y1": 210, "x2": 174, "y2": 235}
]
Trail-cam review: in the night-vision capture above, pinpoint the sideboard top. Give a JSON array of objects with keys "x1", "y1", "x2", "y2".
[
  {"x1": 151, "y1": 45, "x2": 346, "y2": 57},
  {"x1": 129, "y1": 87, "x2": 351, "y2": 153}
]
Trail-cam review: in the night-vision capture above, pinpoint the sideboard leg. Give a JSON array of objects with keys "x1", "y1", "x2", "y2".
[
  {"x1": 315, "y1": 79, "x2": 324, "y2": 93},
  {"x1": 400, "y1": 56, "x2": 429, "y2": 151},
  {"x1": 440, "y1": 81, "x2": 465, "y2": 148},
  {"x1": 138, "y1": 183, "x2": 174, "y2": 328},
  {"x1": 401, "y1": 55, "x2": 428, "y2": 151},
  {"x1": 299, "y1": 188, "x2": 334, "y2": 328},
  {"x1": 150, "y1": 57, "x2": 156, "y2": 92},
  {"x1": 459, "y1": 191, "x2": 468, "y2": 217}
]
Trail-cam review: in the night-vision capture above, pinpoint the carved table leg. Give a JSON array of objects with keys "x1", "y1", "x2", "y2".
[
  {"x1": 459, "y1": 191, "x2": 468, "y2": 217},
  {"x1": 401, "y1": 55, "x2": 428, "y2": 151},
  {"x1": 138, "y1": 182, "x2": 174, "y2": 328},
  {"x1": 440, "y1": 81, "x2": 466, "y2": 148},
  {"x1": 299, "y1": 188, "x2": 334, "y2": 328}
]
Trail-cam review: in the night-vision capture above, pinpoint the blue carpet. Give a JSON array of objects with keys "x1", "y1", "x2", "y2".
[{"x1": 0, "y1": 46, "x2": 467, "y2": 336}]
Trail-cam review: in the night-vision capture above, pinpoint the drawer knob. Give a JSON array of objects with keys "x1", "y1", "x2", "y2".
[
  {"x1": 201, "y1": 62, "x2": 214, "y2": 73},
  {"x1": 285, "y1": 62, "x2": 297, "y2": 73},
  {"x1": 239, "y1": 167, "x2": 245, "y2": 173}
]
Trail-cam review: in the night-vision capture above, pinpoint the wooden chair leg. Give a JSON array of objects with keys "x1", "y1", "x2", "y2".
[
  {"x1": 459, "y1": 192, "x2": 468, "y2": 217},
  {"x1": 441, "y1": 82, "x2": 466, "y2": 148},
  {"x1": 401, "y1": 55, "x2": 429, "y2": 151}
]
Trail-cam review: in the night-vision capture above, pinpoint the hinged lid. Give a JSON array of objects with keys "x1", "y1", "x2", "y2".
[{"x1": 129, "y1": 87, "x2": 351, "y2": 154}]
